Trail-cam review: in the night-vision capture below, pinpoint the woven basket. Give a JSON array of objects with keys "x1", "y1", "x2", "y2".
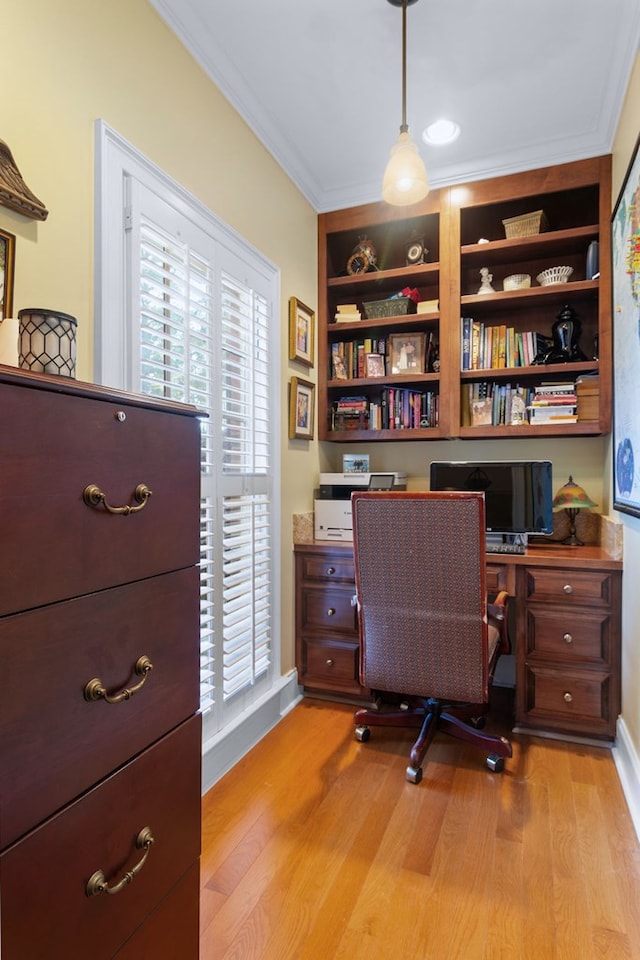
[
  {"x1": 536, "y1": 265, "x2": 573, "y2": 286},
  {"x1": 502, "y1": 209, "x2": 548, "y2": 239},
  {"x1": 503, "y1": 273, "x2": 531, "y2": 290},
  {"x1": 362, "y1": 296, "x2": 416, "y2": 319}
]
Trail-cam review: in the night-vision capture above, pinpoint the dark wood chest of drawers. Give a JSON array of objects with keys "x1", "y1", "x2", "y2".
[{"x1": 0, "y1": 367, "x2": 202, "y2": 959}]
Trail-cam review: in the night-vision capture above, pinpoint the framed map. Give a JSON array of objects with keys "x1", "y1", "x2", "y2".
[{"x1": 612, "y1": 133, "x2": 640, "y2": 518}]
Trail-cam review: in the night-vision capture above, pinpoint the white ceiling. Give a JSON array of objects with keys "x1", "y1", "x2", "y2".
[{"x1": 149, "y1": 0, "x2": 640, "y2": 213}]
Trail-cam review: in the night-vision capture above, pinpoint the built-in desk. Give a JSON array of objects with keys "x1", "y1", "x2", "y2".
[{"x1": 294, "y1": 541, "x2": 622, "y2": 743}]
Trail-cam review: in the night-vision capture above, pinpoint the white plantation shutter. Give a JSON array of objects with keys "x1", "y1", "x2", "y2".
[{"x1": 106, "y1": 172, "x2": 279, "y2": 736}]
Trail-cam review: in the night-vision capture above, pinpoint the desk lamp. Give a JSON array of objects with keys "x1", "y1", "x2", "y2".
[{"x1": 552, "y1": 476, "x2": 597, "y2": 546}]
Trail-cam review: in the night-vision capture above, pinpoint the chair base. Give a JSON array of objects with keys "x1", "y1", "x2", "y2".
[{"x1": 354, "y1": 695, "x2": 512, "y2": 784}]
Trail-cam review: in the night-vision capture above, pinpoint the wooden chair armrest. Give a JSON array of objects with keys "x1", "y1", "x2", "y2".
[{"x1": 488, "y1": 590, "x2": 510, "y2": 654}]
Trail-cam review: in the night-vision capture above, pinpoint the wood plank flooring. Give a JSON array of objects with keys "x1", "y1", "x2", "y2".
[{"x1": 200, "y1": 693, "x2": 640, "y2": 960}]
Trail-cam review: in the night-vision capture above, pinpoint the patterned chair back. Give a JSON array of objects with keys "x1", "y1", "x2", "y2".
[{"x1": 351, "y1": 491, "x2": 490, "y2": 704}]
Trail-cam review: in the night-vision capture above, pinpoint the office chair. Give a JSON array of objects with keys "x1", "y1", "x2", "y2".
[{"x1": 351, "y1": 491, "x2": 513, "y2": 784}]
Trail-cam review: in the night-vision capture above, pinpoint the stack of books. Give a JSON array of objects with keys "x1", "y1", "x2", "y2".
[
  {"x1": 528, "y1": 382, "x2": 578, "y2": 424},
  {"x1": 332, "y1": 396, "x2": 368, "y2": 430},
  {"x1": 334, "y1": 303, "x2": 361, "y2": 323}
]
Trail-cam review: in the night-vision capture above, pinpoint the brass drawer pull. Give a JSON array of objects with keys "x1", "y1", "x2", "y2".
[
  {"x1": 326, "y1": 658, "x2": 334, "y2": 667},
  {"x1": 86, "y1": 826, "x2": 155, "y2": 897},
  {"x1": 84, "y1": 655, "x2": 153, "y2": 703},
  {"x1": 563, "y1": 584, "x2": 573, "y2": 594},
  {"x1": 563, "y1": 692, "x2": 573, "y2": 703},
  {"x1": 563, "y1": 633, "x2": 573, "y2": 644},
  {"x1": 326, "y1": 566, "x2": 336, "y2": 576},
  {"x1": 83, "y1": 483, "x2": 152, "y2": 515}
]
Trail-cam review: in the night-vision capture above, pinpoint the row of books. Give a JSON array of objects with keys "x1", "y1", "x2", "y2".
[
  {"x1": 331, "y1": 338, "x2": 386, "y2": 380},
  {"x1": 461, "y1": 317, "x2": 549, "y2": 370},
  {"x1": 332, "y1": 389, "x2": 439, "y2": 431},
  {"x1": 461, "y1": 380, "x2": 578, "y2": 426},
  {"x1": 331, "y1": 333, "x2": 438, "y2": 380}
]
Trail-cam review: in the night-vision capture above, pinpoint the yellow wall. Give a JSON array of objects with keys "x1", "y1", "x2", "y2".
[
  {"x1": 612, "y1": 52, "x2": 640, "y2": 760},
  {"x1": 1, "y1": 0, "x2": 319, "y2": 675}
]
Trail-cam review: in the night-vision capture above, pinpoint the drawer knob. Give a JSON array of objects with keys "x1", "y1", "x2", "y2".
[
  {"x1": 115, "y1": 410, "x2": 127, "y2": 422},
  {"x1": 83, "y1": 482, "x2": 152, "y2": 515},
  {"x1": 563, "y1": 692, "x2": 573, "y2": 703},
  {"x1": 326, "y1": 658, "x2": 334, "y2": 667},
  {"x1": 326, "y1": 566, "x2": 336, "y2": 576},
  {"x1": 563, "y1": 584, "x2": 573, "y2": 594},
  {"x1": 86, "y1": 826, "x2": 155, "y2": 897},
  {"x1": 327, "y1": 608, "x2": 336, "y2": 617},
  {"x1": 84, "y1": 655, "x2": 154, "y2": 704},
  {"x1": 563, "y1": 633, "x2": 573, "y2": 644}
]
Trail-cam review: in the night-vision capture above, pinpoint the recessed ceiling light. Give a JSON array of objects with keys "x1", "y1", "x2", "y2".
[{"x1": 422, "y1": 119, "x2": 461, "y2": 146}]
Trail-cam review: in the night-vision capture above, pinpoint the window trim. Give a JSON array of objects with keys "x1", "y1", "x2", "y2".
[{"x1": 94, "y1": 120, "x2": 283, "y2": 753}]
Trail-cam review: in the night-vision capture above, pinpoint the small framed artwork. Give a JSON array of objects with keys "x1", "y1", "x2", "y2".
[
  {"x1": 0, "y1": 228, "x2": 16, "y2": 320},
  {"x1": 388, "y1": 332, "x2": 426, "y2": 375},
  {"x1": 365, "y1": 352, "x2": 386, "y2": 378},
  {"x1": 289, "y1": 296, "x2": 315, "y2": 368},
  {"x1": 289, "y1": 376, "x2": 315, "y2": 440},
  {"x1": 343, "y1": 453, "x2": 370, "y2": 473}
]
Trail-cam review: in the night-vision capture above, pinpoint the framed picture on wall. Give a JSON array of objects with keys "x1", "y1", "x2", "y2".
[
  {"x1": 0, "y1": 228, "x2": 16, "y2": 320},
  {"x1": 612, "y1": 132, "x2": 640, "y2": 518},
  {"x1": 288, "y1": 376, "x2": 315, "y2": 440},
  {"x1": 288, "y1": 296, "x2": 315, "y2": 368}
]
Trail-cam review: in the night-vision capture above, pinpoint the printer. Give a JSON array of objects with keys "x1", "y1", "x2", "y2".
[{"x1": 314, "y1": 471, "x2": 408, "y2": 541}]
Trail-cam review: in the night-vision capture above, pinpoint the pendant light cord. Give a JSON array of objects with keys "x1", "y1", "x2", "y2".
[{"x1": 401, "y1": 0, "x2": 408, "y2": 133}]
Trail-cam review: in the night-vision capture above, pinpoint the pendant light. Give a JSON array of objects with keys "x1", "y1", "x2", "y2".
[{"x1": 382, "y1": 0, "x2": 429, "y2": 206}]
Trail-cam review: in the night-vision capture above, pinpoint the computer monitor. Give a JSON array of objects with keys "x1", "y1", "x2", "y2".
[{"x1": 429, "y1": 460, "x2": 553, "y2": 538}]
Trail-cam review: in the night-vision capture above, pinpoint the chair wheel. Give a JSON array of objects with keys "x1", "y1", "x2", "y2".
[
  {"x1": 355, "y1": 725, "x2": 370, "y2": 742},
  {"x1": 486, "y1": 753, "x2": 505, "y2": 773},
  {"x1": 469, "y1": 716, "x2": 486, "y2": 729},
  {"x1": 406, "y1": 765, "x2": 423, "y2": 784}
]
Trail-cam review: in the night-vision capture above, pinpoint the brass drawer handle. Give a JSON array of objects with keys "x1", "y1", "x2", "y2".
[
  {"x1": 83, "y1": 483, "x2": 152, "y2": 515},
  {"x1": 326, "y1": 658, "x2": 334, "y2": 667},
  {"x1": 563, "y1": 633, "x2": 573, "y2": 644},
  {"x1": 86, "y1": 826, "x2": 155, "y2": 897},
  {"x1": 563, "y1": 692, "x2": 573, "y2": 703},
  {"x1": 84, "y1": 655, "x2": 153, "y2": 703},
  {"x1": 326, "y1": 566, "x2": 336, "y2": 576},
  {"x1": 327, "y1": 608, "x2": 336, "y2": 617},
  {"x1": 563, "y1": 584, "x2": 573, "y2": 595}
]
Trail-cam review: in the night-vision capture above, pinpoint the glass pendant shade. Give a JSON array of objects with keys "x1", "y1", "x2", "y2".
[{"x1": 382, "y1": 130, "x2": 429, "y2": 206}]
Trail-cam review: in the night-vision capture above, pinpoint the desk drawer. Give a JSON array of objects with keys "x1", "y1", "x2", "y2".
[
  {"x1": 0, "y1": 382, "x2": 200, "y2": 616},
  {"x1": 301, "y1": 555, "x2": 355, "y2": 584},
  {"x1": 0, "y1": 715, "x2": 201, "y2": 960},
  {"x1": 301, "y1": 637, "x2": 361, "y2": 692},
  {"x1": 300, "y1": 587, "x2": 358, "y2": 634},
  {"x1": 0, "y1": 568, "x2": 200, "y2": 848},
  {"x1": 525, "y1": 606, "x2": 611, "y2": 665},
  {"x1": 523, "y1": 568, "x2": 613, "y2": 606},
  {"x1": 522, "y1": 665, "x2": 612, "y2": 735}
]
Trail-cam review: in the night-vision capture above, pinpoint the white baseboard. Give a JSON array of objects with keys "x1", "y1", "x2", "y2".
[
  {"x1": 201, "y1": 671, "x2": 303, "y2": 795},
  {"x1": 613, "y1": 716, "x2": 640, "y2": 843}
]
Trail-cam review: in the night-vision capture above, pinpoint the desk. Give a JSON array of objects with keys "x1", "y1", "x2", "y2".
[{"x1": 294, "y1": 541, "x2": 622, "y2": 742}]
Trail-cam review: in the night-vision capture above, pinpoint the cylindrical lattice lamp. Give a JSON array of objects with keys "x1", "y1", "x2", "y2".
[
  {"x1": 552, "y1": 476, "x2": 597, "y2": 546},
  {"x1": 18, "y1": 308, "x2": 78, "y2": 378}
]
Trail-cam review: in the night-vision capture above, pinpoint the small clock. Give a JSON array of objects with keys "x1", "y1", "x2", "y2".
[
  {"x1": 405, "y1": 237, "x2": 427, "y2": 266},
  {"x1": 347, "y1": 236, "x2": 377, "y2": 275}
]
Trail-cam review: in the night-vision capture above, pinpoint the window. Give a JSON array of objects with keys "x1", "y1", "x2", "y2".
[{"x1": 95, "y1": 123, "x2": 280, "y2": 742}]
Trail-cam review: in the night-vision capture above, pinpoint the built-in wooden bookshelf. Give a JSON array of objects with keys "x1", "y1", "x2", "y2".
[{"x1": 317, "y1": 155, "x2": 612, "y2": 442}]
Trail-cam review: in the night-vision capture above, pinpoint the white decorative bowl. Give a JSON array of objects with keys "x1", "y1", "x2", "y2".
[
  {"x1": 536, "y1": 266, "x2": 574, "y2": 286},
  {"x1": 503, "y1": 273, "x2": 531, "y2": 291}
]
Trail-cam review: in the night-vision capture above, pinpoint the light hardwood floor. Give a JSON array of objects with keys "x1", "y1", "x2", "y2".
[{"x1": 200, "y1": 693, "x2": 640, "y2": 960}]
